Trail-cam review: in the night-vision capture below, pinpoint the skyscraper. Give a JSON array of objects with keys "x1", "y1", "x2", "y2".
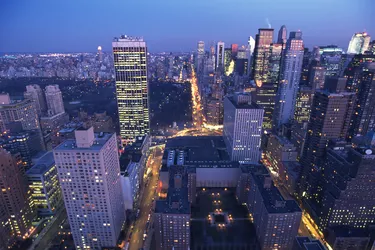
[
  {"x1": 347, "y1": 63, "x2": 375, "y2": 139},
  {"x1": 247, "y1": 165, "x2": 302, "y2": 250},
  {"x1": 317, "y1": 137, "x2": 375, "y2": 231},
  {"x1": 309, "y1": 66, "x2": 326, "y2": 92},
  {"x1": 294, "y1": 86, "x2": 312, "y2": 124},
  {"x1": 97, "y1": 45, "x2": 103, "y2": 62},
  {"x1": 0, "y1": 149, "x2": 35, "y2": 248},
  {"x1": 252, "y1": 28, "x2": 274, "y2": 85},
  {"x1": 24, "y1": 84, "x2": 47, "y2": 116},
  {"x1": 319, "y1": 45, "x2": 344, "y2": 77},
  {"x1": 45, "y1": 85, "x2": 65, "y2": 116},
  {"x1": 112, "y1": 35, "x2": 149, "y2": 145},
  {"x1": 347, "y1": 32, "x2": 371, "y2": 54},
  {"x1": 277, "y1": 25, "x2": 287, "y2": 45},
  {"x1": 196, "y1": 41, "x2": 205, "y2": 74},
  {"x1": 215, "y1": 41, "x2": 225, "y2": 71},
  {"x1": 299, "y1": 91, "x2": 355, "y2": 203},
  {"x1": 231, "y1": 43, "x2": 238, "y2": 58},
  {"x1": 224, "y1": 48, "x2": 232, "y2": 75},
  {"x1": 248, "y1": 36, "x2": 256, "y2": 55},
  {"x1": 0, "y1": 94, "x2": 40, "y2": 132},
  {"x1": 269, "y1": 43, "x2": 283, "y2": 83},
  {"x1": 223, "y1": 93, "x2": 264, "y2": 164},
  {"x1": 273, "y1": 31, "x2": 304, "y2": 129},
  {"x1": 53, "y1": 127, "x2": 125, "y2": 249}
]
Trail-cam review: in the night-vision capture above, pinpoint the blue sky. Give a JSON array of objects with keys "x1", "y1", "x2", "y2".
[{"x1": 0, "y1": 0, "x2": 374, "y2": 52}]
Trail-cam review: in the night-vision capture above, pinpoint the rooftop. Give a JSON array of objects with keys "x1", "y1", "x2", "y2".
[
  {"x1": 155, "y1": 166, "x2": 190, "y2": 214},
  {"x1": 164, "y1": 136, "x2": 231, "y2": 164},
  {"x1": 295, "y1": 237, "x2": 326, "y2": 250},
  {"x1": 227, "y1": 95, "x2": 260, "y2": 109},
  {"x1": 54, "y1": 132, "x2": 113, "y2": 152},
  {"x1": 252, "y1": 169, "x2": 301, "y2": 214},
  {"x1": 27, "y1": 152, "x2": 55, "y2": 175}
]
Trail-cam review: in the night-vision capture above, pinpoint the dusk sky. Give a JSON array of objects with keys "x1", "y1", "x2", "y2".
[{"x1": 1, "y1": 0, "x2": 374, "y2": 53}]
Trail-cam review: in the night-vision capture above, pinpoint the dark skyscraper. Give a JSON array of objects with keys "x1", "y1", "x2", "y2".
[
  {"x1": 277, "y1": 25, "x2": 287, "y2": 45},
  {"x1": 252, "y1": 28, "x2": 274, "y2": 85},
  {"x1": 346, "y1": 63, "x2": 375, "y2": 140},
  {"x1": 299, "y1": 91, "x2": 355, "y2": 204}
]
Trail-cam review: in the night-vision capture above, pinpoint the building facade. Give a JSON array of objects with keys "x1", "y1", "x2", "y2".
[
  {"x1": 45, "y1": 85, "x2": 65, "y2": 116},
  {"x1": 224, "y1": 94, "x2": 264, "y2": 164},
  {"x1": 112, "y1": 35, "x2": 149, "y2": 145},
  {"x1": 347, "y1": 32, "x2": 371, "y2": 55},
  {"x1": 24, "y1": 84, "x2": 47, "y2": 116},
  {"x1": 53, "y1": 127, "x2": 125, "y2": 249}
]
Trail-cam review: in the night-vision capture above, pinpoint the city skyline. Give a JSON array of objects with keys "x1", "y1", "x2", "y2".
[{"x1": 0, "y1": 0, "x2": 374, "y2": 53}]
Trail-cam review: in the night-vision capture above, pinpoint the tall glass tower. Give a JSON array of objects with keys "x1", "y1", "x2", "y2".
[{"x1": 112, "y1": 35, "x2": 149, "y2": 145}]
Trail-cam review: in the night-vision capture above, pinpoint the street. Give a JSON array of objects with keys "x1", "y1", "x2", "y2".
[{"x1": 128, "y1": 147, "x2": 163, "y2": 250}]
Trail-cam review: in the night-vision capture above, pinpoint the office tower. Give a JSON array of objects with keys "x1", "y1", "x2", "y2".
[
  {"x1": 300, "y1": 48, "x2": 312, "y2": 85},
  {"x1": 294, "y1": 86, "x2": 312, "y2": 124},
  {"x1": 251, "y1": 82, "x2": 277, "y2": 130},
  {"x1": 248, "y1": 36, "x2": 256, "y2": 55},
  {"x1": 269, "y1": 43, "x2": 283, "y2": 83},
  {"x1": 277, "y1": 25, "x2": 287, "y2": 45},
  {"x1": 223, "y1": 93, "x2": 264, "y2": 164},
  {"x1": 252, "y1": 28, "x2": 274, "y2": 84},
  {"x1": 0, "y1": 94, "x2": 40, "y2": 132},
  {"x1": 324, "y1": 77, "x2": 347, "y2": 93},
  {"x1": 236, "y1": 45, "x2": 247, "y2": 59},
  {"x1": 154, "y1": 166, "x2": 190, "y2": 250},
  {"x1": 97, "y1": 45, "x2": 103, "y2": 62},
  {"x1": 24, "y1": 84, "x2": 47, "y2": 116},
  {"x1": 112, "y1": 35, "x2": 149, "y2": 145},
  {"x1": 196, "y1": 41, "x2": 205, "y2": 74},
  {"x1": 0, "y1": 149, "x2": 34, "y2": 248},
  {"x1": 235, "y1": 58, "x2": 249, "y2": 76},
  {"x1": 273, "y1": 31, "x2": 304, "y2": 129},
  {"x1": 231, "y1": 43, "x2": 238, "y2": 58},
  {"x1": 347, "y1": 32, "x2": 371, "y2": 54},
  {"x1": 45, "y1": 85, "x2": 65, "y2": 116},
  {"x1": 224, "y1": 48, "x2": 233, "y2": 75},
  {"x1": 0, "y1": 127, "x2": 45, "y2": 169},
  {"x1": 215, "y1": 41, "x2": 225, "y2": 71},
  {"x1": 317, "y1": 137, "x2": 375, "y2": 231},
  {"x1": 247, "y1": 165, "x2": 302, "y2": 250},
  {"x1": 309, "y1": 66, "x2": 326, "y2": 92},
  {"x1": 53, "y1": 127, "x2": 125, "y2": 249},
  {"x1": 299, "y1": 91, "x2": 355, "y2": 203},
  {"x1": 347, "y1": 63, "x2": 375, "y2": 139},
  {"x1": 368, "y1": 40, "x2": 375, "y2": 54},
  {"x1": 26, "y1": 152, "x2": 63, "y2": 216},
  {"x1": 319, "y1": 45, "x2": 344, "y2": 76}
]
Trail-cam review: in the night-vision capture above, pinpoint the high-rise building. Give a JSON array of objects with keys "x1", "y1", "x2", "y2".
[
  {"x1": 347, "y1": 63, "x2": 375, "y2": 139},
  {"x1": 112, "y1": 35, "x2": 149, "y2": 145},
  {"x1": 317, "y1": 137, "x2": 375, "y2": 231},
  {"x1": 224, "y1": 48, "x2": 232, "y2": 75},
  {"x1": 24, "y1": 84, "x2": 47, "y2": 116},
  {"x1": 248, "y1": 36, "x2": 256, "y2": 55},
  {"x1": 251, "y1": 82, "x2": 277, "y2": 130},
  {"x1": 0, "y1": 94, "x2": 40, "y2": 132},
  {"x1": 97, "y1": 45, "x2": 103, "y2": 62},
  {"x1": 269, "y1": 43, "x2": 283, "y2": 83},
  {"x1": 252, "y1": 28, "x2": 274, "y2": 84},
  {"x1": 347, "y1": 32, "x2": 371, "y2": 55},
  {"x1": 53, "y1": 127, "x2": 125, "y2": 249},
  {"x1": 223, "y1": 93, "x2": 264, "y2": 164},
  {"x1": 273, "y1": 31, "x2": 304, "y2": 129},
  {"x1": 196, "y1": 41, "x2": 205, "y2": 74},
  {"x1": 154, "y1": 166, "x2": 190, "y2": 250},
  {"x1": 309, "y1": 66, "x2": 326, "y2": 92},
  {"x1": 319, "y1": 45, "x2": 344, "y2": 77},
  {"x1": 231, "y1": 43, "x2": 238, "y2": 58},
  {"x1": 277, "y1": 25, "x2": 287, "y2": 45},
  {"x1": 299, "y1": 91, "x2": 355, "y2": 203},
  {"x1": 0, "y1": 149, "x2": 35, "y2": 248},
  {"x1": 247, "y1": 165, "x2": 302, "y2": 250},
  {"x1": 368, "y1": 40, "x2": 375, "y2": 54},
  {"x1": 45, "y1": 85, "x2": 65, "y2": 116},
  {"x1": 215, "y1": 41, "x2": 225, "y2": 71},
  {"x1": 26, "y1": 152, "x2": 63, "y2": 216},
  {"x1": 294, "y1": 86, "x2": 312, "y2": 124}
]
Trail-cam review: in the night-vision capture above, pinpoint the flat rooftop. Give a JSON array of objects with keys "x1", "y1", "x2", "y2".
[
  {"x1": 227, "y1": 95, "x2": 260, "y2": 109},
  {"x1": 155, "y1": 166, "x2": 190, "y2": 214},
  {"x1": 191, "y1": 188, "x2": 260, "y2": 249},
  {"x1": 252, "y1": 171, "x2": 301, "y2": 214},
  {"x1": 295, "y1": 237, "x2": 326, "y2": 250},
  {"x1": 27, "y1": 152, "x2": 55, "y2": 175},
  {"x1": 54, "y1": 132, "x2": 113, "y2": 152},
  {"x1": 164, "y1": 136, "x2": 231, "y2": 164}
]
